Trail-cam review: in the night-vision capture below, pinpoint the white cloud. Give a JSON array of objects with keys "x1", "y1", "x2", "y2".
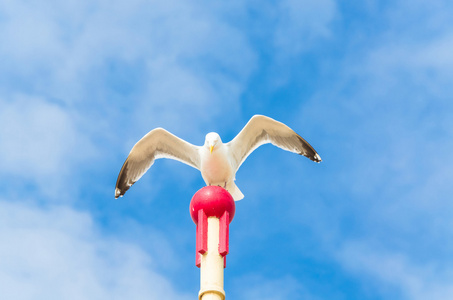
[
  {"x1": 359, "y1": 34, "x2": 453, "y2": 98},
  {"x1": 0, "y1": 0, "x2": 256, "y2": 101},
  {"x1": 301, "y1": 0, "x2": 453, "y2": 195},
  {"x1": 229, "y1": 273, "x2": 316, "y2": 300},
  {"x1": 274, "y1": 0, "x2": 337, "y2": 54},
  {"x1": 337, "y1": 241, "x2": 453, "y2": 300},
  {"x1": 0, "y1": 96, "x2": 88, "y2": 176},
  {"x1": 0, "y1": 199, "x2": 191, "y2": 300},
  {"x1": 0, "y1": 95, "x2": 97, "y2": 199},
  {"x1": 0, "y1": 0, "x2": 259, "y2": 147},
  {"x1": 295, "y1": 3, "x2": 453, "y2": 297}
]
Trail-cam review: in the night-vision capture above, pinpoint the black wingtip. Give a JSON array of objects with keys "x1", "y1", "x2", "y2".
[
  {"x1": 114, "y1": 187, "x2": 126, "y2": 199},
  {"x1": 313, "y1": 153, "x2": 322, "y2": 163},
  {"x1": 295, "y1": 135, "x2": 322, "y2": 163},
  {"x1": 298, "y1": 151, "x2": 322, "y2": 163}
]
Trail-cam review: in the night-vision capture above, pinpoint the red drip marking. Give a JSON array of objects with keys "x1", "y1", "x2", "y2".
[
  {"x1": 196, "y1": 253, "x2": 201, "y2": 268},
  {"x1": 219, "y1": 211, "x2": 229, "y2": 258},
  {"x1": 197, "y1": 210, "x2": 208, "y2": 254},
  {"x1": 195, "y1": 209, "x2": 208, "y2": 267},
  {"x1": 223, "y1": 256, "x2": 226, "y2": 269}
]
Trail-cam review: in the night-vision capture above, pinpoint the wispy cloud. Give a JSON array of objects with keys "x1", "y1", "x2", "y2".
[
  {"x1": 337, "y1": 241, "x2": 453, "y2": 300},
  {"x1": 274, "y1": 0, "x2": 336, "y2": 55},
  {"x1": 0, "y1": 200, "x2": 191, "y2": 300},
  {"x1": 0, "y1": 0, "x2": 257, "y2": 135},
  {"x1": 0, "y1": 95, "x2": 97, "y2": 199},
  {"x1": 229, "y1": 273, "x2": 317, "y2": 300},
  {"x1": 281, "y1": 1, "x2": 453, "y2": 298}
]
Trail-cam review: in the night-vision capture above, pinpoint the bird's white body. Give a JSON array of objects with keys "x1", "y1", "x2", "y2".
[
  {"x1": 115, "y1": 115, "x2": 321, "y2": 201},
  {"x1": 200, "y1": 143, "x2": 232, "y2": 187},
  {"x1": 199, "y1": 133, "x2": 244, "y2": 200}
]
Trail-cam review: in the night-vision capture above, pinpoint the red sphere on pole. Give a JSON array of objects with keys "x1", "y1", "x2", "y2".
[
  {"x1": 190, "y1": 185, "x2": 236, "y2": 276},
  {"x1": 190, "y1": 186, "x2": 235, "y2": 225}
]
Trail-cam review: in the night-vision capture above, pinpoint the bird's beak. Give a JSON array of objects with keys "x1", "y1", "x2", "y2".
[{"x1": 210, "y1": 145, "x2": 214, "y2": 153}]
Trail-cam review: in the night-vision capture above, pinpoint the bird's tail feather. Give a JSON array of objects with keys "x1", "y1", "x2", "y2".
[{"x1": 227, "y1": 182, "x2": 244, "y2": 201}]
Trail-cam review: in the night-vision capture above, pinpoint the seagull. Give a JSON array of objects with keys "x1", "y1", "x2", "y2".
[{"x1": 115, "y1": 115, "x2": 321, "y2": 201}]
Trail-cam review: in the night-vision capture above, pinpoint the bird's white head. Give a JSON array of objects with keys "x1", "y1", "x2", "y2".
[{"x1": 205, "y1": 132, "x2": 222, "y2": 153}]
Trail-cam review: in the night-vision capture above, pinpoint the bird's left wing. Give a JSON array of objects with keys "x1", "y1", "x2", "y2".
[
  {"x1": 226, "y1": 115, "x2": 321, "y2": 171},
  {"x1": 115, "y1": 128, "x2": 200, "y2": 198}
]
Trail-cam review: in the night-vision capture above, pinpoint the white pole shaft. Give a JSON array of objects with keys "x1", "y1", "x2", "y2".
[{"x1": 199, "y1": 217, "x2": 225, "y2": 300}]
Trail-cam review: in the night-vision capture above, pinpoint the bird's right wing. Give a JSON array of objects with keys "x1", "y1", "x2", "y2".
[
  {"x1": 115, "y1": 128, "x2": 200, "y2": 198},
  {"x1": 226, "y1": 115, "x2": 321, "y2": 171}
]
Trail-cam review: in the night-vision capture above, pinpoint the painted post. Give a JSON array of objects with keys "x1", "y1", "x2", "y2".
[{"x1": 190, "y1": 186, "x2": 235, "y2": 300}]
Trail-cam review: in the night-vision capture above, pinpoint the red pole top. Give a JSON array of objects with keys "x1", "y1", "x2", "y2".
[{"x1": 190, "y1": 186, "x2": 235, "y2": 225}]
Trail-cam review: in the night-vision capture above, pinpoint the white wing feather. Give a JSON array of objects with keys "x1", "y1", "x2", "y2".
[
  {"x1": 115, "y1": 128, "x2": 200, "y2": 198},
  {"x1": 226, "y1": 115, "x2": 321, "y2": 171}
]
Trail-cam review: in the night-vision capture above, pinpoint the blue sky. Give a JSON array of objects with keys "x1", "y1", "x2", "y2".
[{"x1": 1, "y1": 1, "x2": 452, "y2": 299}]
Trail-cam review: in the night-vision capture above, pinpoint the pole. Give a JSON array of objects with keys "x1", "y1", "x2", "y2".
[
  {"x1": 190, "y1": 186, "x2": 235, "y2": 300},
  {"x1": 199, "y1": 217, "x2": 223, "y2": 300}
]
